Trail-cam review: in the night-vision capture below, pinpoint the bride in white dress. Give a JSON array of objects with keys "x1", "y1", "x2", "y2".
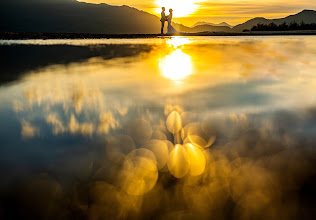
[{"x1": 166, "y1": 9, "x2": 179, "y2": 34}]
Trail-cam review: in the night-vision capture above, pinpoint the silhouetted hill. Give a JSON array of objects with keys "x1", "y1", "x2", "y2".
[
  {"x1": 192, "y1": 22, "x2": 233, "y2": 28},
  {"x1": 233, "y1": 10, "x2": 316, "y2": 32},
  {"x1": 0, "y1": 0, "x2": 162, "y2": 34}
]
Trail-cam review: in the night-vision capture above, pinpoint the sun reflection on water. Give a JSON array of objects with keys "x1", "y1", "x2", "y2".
[
  {"x1": 159, "y1": 49, "x2": 192, "y2": 80},
  {"x1": 166, "y1": 37, "x2": 191, "y2": 48}
]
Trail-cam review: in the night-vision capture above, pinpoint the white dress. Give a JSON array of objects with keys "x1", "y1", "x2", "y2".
[{"x1": 167, "y1": 14, "x2": 178, "y2": 34}]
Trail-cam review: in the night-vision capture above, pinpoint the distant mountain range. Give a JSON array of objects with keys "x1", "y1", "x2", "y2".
[
  {"x1": 192, "y1": 22, "x2": 233, "y2": 28},
  {"x1": 1, "y1": 0, "x2": 316, "y2": 34},
  {"x1": 233, "y1": 10, "x2": 316, "y2": 32},
  {"x1": 173, "y1": 23, "x2": 232, "y2": 33}
]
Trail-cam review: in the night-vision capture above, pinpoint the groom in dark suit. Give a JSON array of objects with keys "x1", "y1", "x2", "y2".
[{"x1": 160, "y1": 7, "x2": 167, "y2": 34}]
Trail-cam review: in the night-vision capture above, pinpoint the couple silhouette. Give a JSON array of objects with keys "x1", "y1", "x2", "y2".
[{"x1": 160, "y1": 7, "x2": 178, "y2": 35}]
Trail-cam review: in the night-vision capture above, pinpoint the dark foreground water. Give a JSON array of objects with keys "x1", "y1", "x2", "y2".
[{"x1": 0, "y1": 36, "x2": 316, "y2": 219}]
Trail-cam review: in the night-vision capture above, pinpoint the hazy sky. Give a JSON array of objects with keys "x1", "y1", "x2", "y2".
[{"x1": 80, "y1": 0, "x2": 316, "y2": 26}]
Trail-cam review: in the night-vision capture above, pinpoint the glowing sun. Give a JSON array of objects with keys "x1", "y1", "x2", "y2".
[{"x1": 156, "y1": 0, "x2": 200, "y2": 17}]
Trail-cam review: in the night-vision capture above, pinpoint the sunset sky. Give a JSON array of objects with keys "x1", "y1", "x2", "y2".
[{"x1": 80, "y1": 0, "x2": 316, "y2": 26}]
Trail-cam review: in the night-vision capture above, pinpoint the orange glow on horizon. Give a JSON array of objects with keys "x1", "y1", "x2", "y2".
[{"x1": 78, "y1": 0, "x2": 316, "y2": 26}]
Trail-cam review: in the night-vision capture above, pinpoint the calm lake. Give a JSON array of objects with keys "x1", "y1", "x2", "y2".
[{"x1": 0, "y1": 36, "x2": 316, "y2": 219}]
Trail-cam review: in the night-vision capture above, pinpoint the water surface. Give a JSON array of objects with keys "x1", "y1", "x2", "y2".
[{"x1": 0, "y1": 36, "x2": 316, "y2": 219}]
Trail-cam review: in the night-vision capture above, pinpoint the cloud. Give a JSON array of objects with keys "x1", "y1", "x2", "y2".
[
  {"x1": 12, "y1": 100, "x2": 25, "y2": 113},
  {"x1": 69, "y1": 114, "x2": 94, "y2": 136},
  {"x1": 21, "y1": 120, "x2": 39, "y2": 139},
  {"x1": 116, "y1": 106, "x2": 128, "y2": 116},
  {"x1": 97, "y1": 112, "x2": 119, "y2": 134},
  {"x1": 46, "y1": 114, "x2": 66, "y2": 135},
  {"x1": 23, "y1": 87, "x2": 42, "y2": 106},
  {"x1": 46, "y1": 113, "x2": 100, "y2": 137},
  {"x1": 71, "y1": 86, "x2": 86, "y2": 114}
]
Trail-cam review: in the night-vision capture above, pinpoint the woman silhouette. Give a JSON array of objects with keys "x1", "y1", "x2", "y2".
[{"x1": 167, "y1": 9, "x2": 179, "y2": 34}]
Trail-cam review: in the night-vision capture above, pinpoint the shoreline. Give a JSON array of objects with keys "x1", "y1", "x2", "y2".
[{"x1": 1, "y1": 31, "x2": 316, "y2": 39}]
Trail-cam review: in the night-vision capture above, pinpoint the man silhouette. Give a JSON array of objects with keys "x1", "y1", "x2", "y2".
[{"x1": 160, "y1": 7, "x2": 167, "y2": 34}]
